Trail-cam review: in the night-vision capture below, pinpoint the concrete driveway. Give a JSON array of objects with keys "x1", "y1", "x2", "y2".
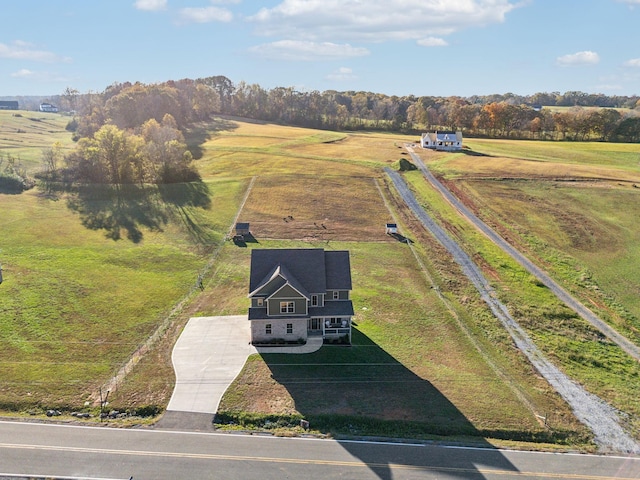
[{"x1": 165, "y1": 315, "x2": 256, "y2": 414}]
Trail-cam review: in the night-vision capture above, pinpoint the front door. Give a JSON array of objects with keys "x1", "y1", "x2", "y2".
[{"x1": 308, "y1": 318, "x2": 322, "y2": 331}]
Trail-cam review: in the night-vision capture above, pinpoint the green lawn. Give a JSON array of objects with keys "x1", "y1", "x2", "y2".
[
  {"x1": 2, "y1": 118, "x2": 636, "y2": 449},
  {"x1": 409, "y1": 141, "x2": 640, "y2": 438}
]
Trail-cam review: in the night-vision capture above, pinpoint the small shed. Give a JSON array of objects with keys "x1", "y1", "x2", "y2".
[
  {"x1": 385, "y1": 223, "x2": 398, "y2": 234},
  {"x1": 235, "y1": 222, "x2": 250, "y2": 236}
]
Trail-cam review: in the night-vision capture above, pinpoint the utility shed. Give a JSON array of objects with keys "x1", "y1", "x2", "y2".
[
  {"x1": 385, "y1": 223, "x2": 398, "y2": 234},
  {"x1": 235, "y1": 222, "x2": 250, "y2": 236}
]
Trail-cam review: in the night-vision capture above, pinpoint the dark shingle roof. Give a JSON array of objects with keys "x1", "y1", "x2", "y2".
[
  {"x1": 324, "y1": 251, "x2": 352, "y2": 290},
  {"x1": 249, "y1": 248, "x2": 351, "y2": 295}
]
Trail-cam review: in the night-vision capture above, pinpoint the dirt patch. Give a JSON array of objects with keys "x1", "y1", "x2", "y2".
[{"x1": 240, "y1": 174, "x2": 395, "y2": 242}]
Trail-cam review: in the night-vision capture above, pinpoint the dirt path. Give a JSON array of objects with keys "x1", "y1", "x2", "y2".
[{"x1": 385, "y1": 165, "x2": 640, "y2": 454}]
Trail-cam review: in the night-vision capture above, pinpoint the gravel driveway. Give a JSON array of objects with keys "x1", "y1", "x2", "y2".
[{"x1": 386, "y1": 162, "x2": 640, "y2": 454}]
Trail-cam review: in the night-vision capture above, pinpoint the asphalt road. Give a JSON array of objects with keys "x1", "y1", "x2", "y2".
[{"x1": 1, "y1": 421, "x2": 639, "y2": 479}]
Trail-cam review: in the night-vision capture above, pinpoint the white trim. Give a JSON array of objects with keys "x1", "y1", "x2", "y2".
[{"x1": 267, "y1": 281, "x2": 308, "y2": 301}]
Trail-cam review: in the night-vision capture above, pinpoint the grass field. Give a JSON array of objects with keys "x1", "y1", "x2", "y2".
[
  {"x1": 0, "y1": 110, "x2": 76, "y2": 171},
  {"x1": 411, "y1": 141, "x2": 640, "y2": 438},
  {"x1": 3, "y1": 116, "x2": 639, "y2": 449}
]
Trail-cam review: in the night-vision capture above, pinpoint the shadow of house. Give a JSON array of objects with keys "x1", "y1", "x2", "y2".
[{"x1": 256, "y1": 328, "x2": 521, "y2": 480}]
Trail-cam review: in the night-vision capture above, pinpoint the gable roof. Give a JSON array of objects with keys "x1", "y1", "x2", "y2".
[
  {"x1": 249, "y1": 263, "x2": 311, "y2": 299},
  {"x1": 249, "y1": 248, "x2": 351, "y2": 296}
]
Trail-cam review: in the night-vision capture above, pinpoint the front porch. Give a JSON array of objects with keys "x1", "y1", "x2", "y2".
[{"x1": 308, "y1": 317, "x2": 351, "y2": 344}]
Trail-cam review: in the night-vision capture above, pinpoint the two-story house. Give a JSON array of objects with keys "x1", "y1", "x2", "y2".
[
  {"x1": 248, "y1": 248, "x2": 353, "y2": 345},
  {"x1": 420, "y1": 131, "x2": 463, "y2": 151}
]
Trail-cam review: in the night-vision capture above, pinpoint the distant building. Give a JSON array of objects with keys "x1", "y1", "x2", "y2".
[
  {"x1": 39, "y1": 103, "x2": 59, "y2": 113},
  {"x1": 420, "y1": 131, "x2": 463, "y2": 151},
  {"x1": 0, "y1": 101, "x2": 19, "y2": 110},
  {"x1": 385, "y1": 223, "x2": 398, "y2": 234}
]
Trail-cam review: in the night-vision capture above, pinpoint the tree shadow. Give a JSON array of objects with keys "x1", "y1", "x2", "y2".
[
  {"x1": 258, "y1": 328, "x2": 522, "y2": 479},
  {"x1": 185, "y1": 118, "x2": 238, "y2": 160},
  {"x1": 66, "y1": 180, "x2": 212, "y2": 243}
]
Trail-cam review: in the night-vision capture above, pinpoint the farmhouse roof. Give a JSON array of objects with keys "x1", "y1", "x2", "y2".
[{"x1": 249, "y1": 248, "x2": 351, "y2": 296}]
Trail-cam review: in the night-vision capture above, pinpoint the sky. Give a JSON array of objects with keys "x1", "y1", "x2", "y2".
[{"x1": 1, "y1": 0, "x2": 640, "y2": 98}]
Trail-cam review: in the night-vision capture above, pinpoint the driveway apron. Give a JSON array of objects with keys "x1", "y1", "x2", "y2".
[{"x1": 166, "y1": 315, "x2": 256, "y2": 414}]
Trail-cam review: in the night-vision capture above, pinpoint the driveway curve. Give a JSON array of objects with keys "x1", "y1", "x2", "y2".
[{"x1": 166, "y1": 315, "x2": 256, "y2": 414}]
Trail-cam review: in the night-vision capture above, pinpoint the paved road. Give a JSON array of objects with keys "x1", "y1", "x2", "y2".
[
  {"x1": 1, "y1": 421, "x2": 639, "y2": 479},
  {"x1": 405, "y1": 147, "x2": 640, "y2": 362}
]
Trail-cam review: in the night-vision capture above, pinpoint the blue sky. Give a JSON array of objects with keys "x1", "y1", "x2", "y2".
[{"x1": 1, "y1": 0, "x2": 639, "y2": 97}]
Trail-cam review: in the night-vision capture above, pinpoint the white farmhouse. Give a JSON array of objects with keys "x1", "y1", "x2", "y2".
[
  {"x1": 420, "y1": 131, "x2": 463, "y2": 151},
  {"x1": 39, "y1": 103, "x2": 59, "y2": 113}
]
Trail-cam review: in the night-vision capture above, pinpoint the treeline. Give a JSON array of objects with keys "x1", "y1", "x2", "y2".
[
  {"x1": 54, "y1": 77, "x2": 640, "y2": 155},
  {"x1": 42, "y1": 79, "x2": 220, "y2": 186}
]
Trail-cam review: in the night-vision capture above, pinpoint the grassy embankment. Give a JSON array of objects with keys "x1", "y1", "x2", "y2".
[{"x1": 408, "y1": 138, "x2": 640, "y2": 437}]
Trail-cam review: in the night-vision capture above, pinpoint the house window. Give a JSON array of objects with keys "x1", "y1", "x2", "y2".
[
  {"x1": 333, "y1": 291, "x2": 339, "y2": 300},
  {"x1": 280, "y1": 301, "x2": 294, "y2": 313},
  {"x1": 286, "y1": 323, "x2": 293, "y2": 334},
  {"x1": 311, "y1": 295, "x2": 318, "y2": 306},
  {"x1": 257, "y1": 298, "x2": 264, "y2": 307},
  {"x1": 265, "y1": 324, "x2": 272, "y2": 335}
]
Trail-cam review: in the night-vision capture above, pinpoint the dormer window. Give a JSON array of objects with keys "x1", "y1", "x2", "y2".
[
  {"x1": 311, "y1": 295, "x2": 318, "y2": 306},
  {"x1": 333, "y1": 291, "x2": 339, "y2": 300}
]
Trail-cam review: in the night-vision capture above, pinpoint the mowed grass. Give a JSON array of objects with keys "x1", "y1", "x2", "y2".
[
  {"x1": 461, "y1": 138, "x2": 640, "y2": 171},
  {"x1": 216, "y1": 240, "x2": 587, "y2": 444},
  {"x1": 0, "y1": 177, "x2": 246, "y2": 409},
  {"x1": 409, "y1": 142, "x2": 640, "y2": 436},
  {"x1": 199, "y1": 121, "x2": 411, "y2": 178},
  {"x1": 0, "y1": 118, "x2": 599, "y2": 447},
  {"x1": 199, "y1": 121, "x2": 591, "y2": 444},
  {"x1": 0, "y1": 110, "x2": 76, "y2": 170}
]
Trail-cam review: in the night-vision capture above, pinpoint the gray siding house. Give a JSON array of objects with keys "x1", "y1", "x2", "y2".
[{"x1": 248, "y1": 248, "x2": 353, "y2": 345}]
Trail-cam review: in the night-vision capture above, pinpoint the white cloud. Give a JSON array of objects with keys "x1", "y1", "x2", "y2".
[
  {"x1": 623, "y1": 58, "x2": 640, "y2": 67},
  {"x1": 133, "y1": 0, "x2": 167, "y2": 11},
  {"x1": 249, "y1": 0, "x2": 518, "y2": 42},
  {"x1": 326, "y1": 67, "x2": 357, "y2": 81},
  {"x1": 11, "y1": 69, "x2": 36, "y2": 78},
  {"x1": 417, "y1": 37, "x2": 448, "y2": 47},
  {"x1": 0, "y1": 41, "x2": 71, "y2": 63},
  {"x1": 178, "y1": 6, "x2": 233, "y2": 24},
  {"x1": 249, "y1": 40, "x2": 369, "y2": 61},
  {"x1": 10, "y1": 69, "x2": 74, "y2": 83},
  {"x1": 556, "y1": 51, "x2": 600, "y2": 67}
]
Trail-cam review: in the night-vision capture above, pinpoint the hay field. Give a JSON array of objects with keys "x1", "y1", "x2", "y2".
[{"x1": 0, "y1": 110, "x2": 75, "y2": 170}]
